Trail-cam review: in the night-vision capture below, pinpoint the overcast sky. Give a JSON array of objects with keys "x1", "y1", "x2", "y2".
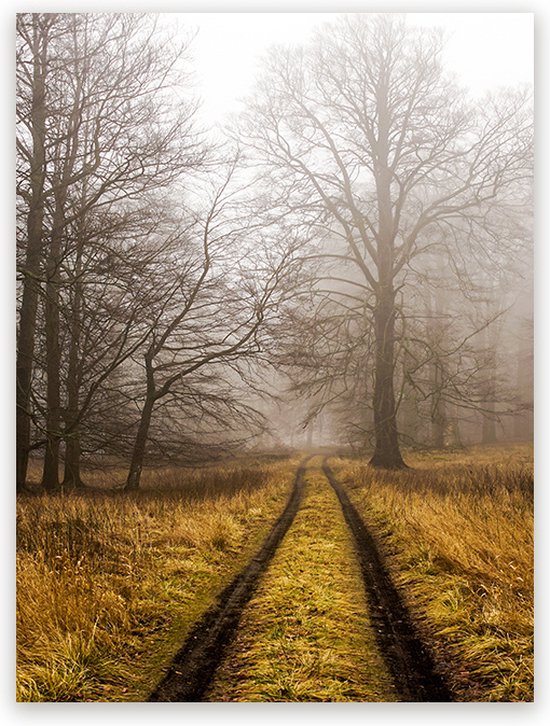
[{"x1": 180, "y1": 12, "x2": 533, "y2": 127}]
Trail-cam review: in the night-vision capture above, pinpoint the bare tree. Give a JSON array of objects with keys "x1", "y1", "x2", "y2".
[
  {"x1": 16, "y1": 13, "x2": 203, "y2": 489},
  {"x1": 240, "y1": 14, "x2": 532, "y2": 467},
  {"x1": 16, "y1": 13, "x2": 52, "y2": 491},
  {"x1": 123, "y1": 170, "x2": 299, "y2": 490}
]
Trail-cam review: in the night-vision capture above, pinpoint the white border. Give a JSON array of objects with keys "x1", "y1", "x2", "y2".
[{"x1": 3, "y1": 2, "x2": 546, "y2": 725}]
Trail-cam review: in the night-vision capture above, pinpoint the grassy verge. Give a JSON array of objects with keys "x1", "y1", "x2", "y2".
[
  {"x1": 332, "y1": 444, "x2": 534, "y2": 702},
  {"x1": 16, "y1": 457, "x2": 299, "y2": 702},
  {"x1": 206, "y1": 461, "x2": 397, "y2": 702}
]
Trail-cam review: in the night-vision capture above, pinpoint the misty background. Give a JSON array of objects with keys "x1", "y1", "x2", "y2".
[{"x1": 15, "y1": 11, "x2": 534, "y2": 490}]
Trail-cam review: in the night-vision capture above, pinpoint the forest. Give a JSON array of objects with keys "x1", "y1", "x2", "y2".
[{"x1": 16, "y1": 13, "x2": 533, "y2": 703}]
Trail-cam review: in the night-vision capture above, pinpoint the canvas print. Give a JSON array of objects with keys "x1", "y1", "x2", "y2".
[{"x1": 16, "y1": 11, "x2": 533, "y2": 702}]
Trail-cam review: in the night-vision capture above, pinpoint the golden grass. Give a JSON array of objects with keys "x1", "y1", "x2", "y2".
[
  {"x1": 16, "y1": 457, "x2": 299, "y2": 702},
  {"x1": 332, "y1": 444, "x2": 534, "y2": 702},
  {"x1": 206, "y1": 460, "x2": 397, "y2": 702}
]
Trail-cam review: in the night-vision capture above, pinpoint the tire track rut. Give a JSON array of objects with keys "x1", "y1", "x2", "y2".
[
  {"x1": 149, "y1": 457, "x2": 310, "y2": 702},
  {"x1": 150, "y1": 455, "x2": 452, "y2": 702},
  {"x1": 322, "y1": 459, "x2": 452, "y2": 702}
]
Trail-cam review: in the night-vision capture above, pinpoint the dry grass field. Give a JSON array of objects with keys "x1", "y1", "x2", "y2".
[
  {"x1": 16, "y1": 445, "x2": 534, "y2": 702},
  {"x1": 332, "y1": 444, "x2": 534, "y2": 701},
  {"x1": 16, "y1": 457, "x2": 299, "y2": 701}
]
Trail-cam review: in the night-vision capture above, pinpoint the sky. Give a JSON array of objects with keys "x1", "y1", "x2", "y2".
[{"x1": 179, "y1": 12, "x2": 534, "y2": 127}]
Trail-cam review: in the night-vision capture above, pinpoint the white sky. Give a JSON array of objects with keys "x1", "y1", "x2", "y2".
[{"x1": 179, "y1": 12, "x2": 534, "y2": 127}]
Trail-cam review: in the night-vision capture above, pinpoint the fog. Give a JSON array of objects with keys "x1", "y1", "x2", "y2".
[
  {"x1": 16, "y1": 12, "x2": 533, "y2": 489},
  {"x1": 187, "y1": 12, "x2": 533, "y2": 126}
]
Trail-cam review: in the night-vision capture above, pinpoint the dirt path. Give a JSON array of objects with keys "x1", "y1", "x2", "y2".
[
  {"x1": 148, "y1": 458, "x2": 309, "y2": 702},
  {"x1": 149, "y1": 456, "x2": 452, "y2": 702},
  {"x1": 322, "y1": 460, "x2": 452, "y2": 702},
  {"x1": 205, "y1": 464, "x2": 397, "y2": 701}
]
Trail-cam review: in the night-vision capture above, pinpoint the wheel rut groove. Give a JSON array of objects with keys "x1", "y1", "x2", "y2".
[
  {"x1": 148, "y1": 458, "x2": 309, "y2": 702},
  {"x1": 322, "y1": 459, "x2": 453, "y2": 702}
]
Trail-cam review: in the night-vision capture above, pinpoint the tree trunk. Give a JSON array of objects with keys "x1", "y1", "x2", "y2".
[
  {"x1": 62, "y1": 243, "x2": 84, "y2": 488},
  {"x1": 431, "y1": 411, "x2": 446, "y2": 449},
  {"x1": 481, "y1": 341, "x2": 498, "y2": 445},
  {"x1": 41, "y1": 197, "x2": 64, "y2": 491},
  {"x1": 16, "y1": 15, "x2": 48, "y2": 492},
  {"x1": 481, "y1": 292, "x2": 499, "y2": 445},
  {"x1": 42, "y1": 15, "x2": 85, "y2": 490},
  {"x1": 400, "y1": 352, "x2": 418, "y2": 447},
  {"x1": 449, "y1": 403, "x2": 462, "y2": 448},
  {"x1": 513, "y1": 309, "x2": 533, "y2": 441},
  {"x1": 431, "y1": 365, "x2": 447, "y2": 449},
  {"x1": 63, "y1": 435, "x2": 82, "y2": 489},
  {"x1": 481, "y1": 405, "x2": 497, "y2": 444},
  {"x1": 430, "y1": 280, "x2": 447, "y2": 449},
  {"x1": 370, "y1": 288, "x2": 406, "y2": 468},
  {"x1": 41, "y1": 288, "x2": 62, "y2": 490},
  {"x1": 125, "y1": 394, "x2": 155, "y2": 491},
  {"x1": 63, "y1": 289, "x2": 83, "y2": 489},
  {"x1": 306, "y1": 419, "x2": 313, "y2": 448},
  {"x1": 17, "y1": 244, "x2": 42, "y2": 491},
  {"x1": 369, "y1": 86, "x2": 406, "y2": 469}
]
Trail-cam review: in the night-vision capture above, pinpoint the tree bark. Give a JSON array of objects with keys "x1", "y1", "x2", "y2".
[
  {"x1": 430, "y1": 279, "x2": 447, "y2": 449},
  {"x1": 450, "y1": 403, "x2": 462, "y2": 448},
  {"x1": 42, "y1": 25, "x2": 83, "y2": 490},
  {"x1": 63, "y1": 332, "x2": 83, "y2": 489},
  {"x1": 41, "y1": 283, "x2": 62, "y2": 490},
  {"x1": 431, "y1": 363, "x2": 447, "y2": 449},
  {"x1": 63, "y1": 436, "x2": 82, "y2": 488},
  {"x1": 306, "y1": 420, "x2": 313, "y2": 448},
  {"x1": 41, "y1": 194, "x2": 65, "y2": 491},
  {"x1": 125, "y1": 394, "x2": 155, "y2": 491},
  {"x1": 370, "y1": 288, "x2": 406, "y2": 468},
  {"x1": 481, "y1": 395, "x2": 497, "y2": 444},
  {"x1": 62, "y1": 234, "x2": 84, "y2": 488},
  {"x1": 16, "y1": 15, "x2": 48, "y2": 492},
  {"x1": 513, "y1": 340, "x2": 533, "y2": 442},
  {"x1": 482, "y1": 318, "x2": 498, "y2": 445},
  {"x1": 369, "y1": 99, "x2": 406, "y2": 469},
  {"x1": 400, "y1": 351, "x2": 419, "y2": 447}
]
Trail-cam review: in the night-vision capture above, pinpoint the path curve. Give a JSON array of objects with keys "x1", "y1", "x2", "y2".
[
  {"x1": 323, "y1": 459, "x2": 452, "y2": 702},
  {"x1": 149, "y1": 457, "x2": 310, "y2": 702}
]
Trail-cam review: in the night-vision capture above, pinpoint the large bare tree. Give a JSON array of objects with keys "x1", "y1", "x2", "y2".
[{"x1": 240, "y1": 14, "x2": 532, "y2": 467}]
